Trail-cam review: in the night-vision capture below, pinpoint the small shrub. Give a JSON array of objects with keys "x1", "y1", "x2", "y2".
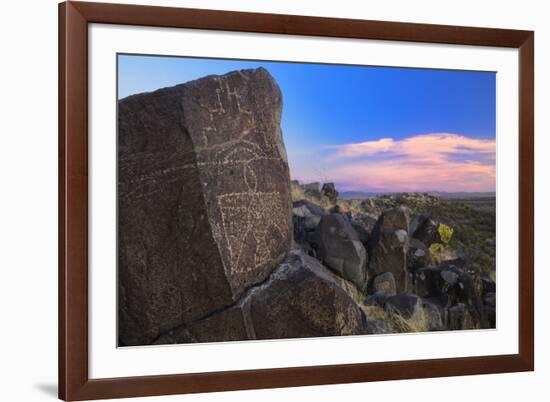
[
  {"x1": 429, "y1": 243, "x2": 445, "y2": 264},
  {"x1": 438, "y1": 223, "x2": 454, "y2": 244}
]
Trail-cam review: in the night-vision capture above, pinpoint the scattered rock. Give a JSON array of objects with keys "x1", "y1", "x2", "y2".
[
  {"x1": 448, "y1": 303, "x2": 474, "y2": 330},
  {"x1": 118, "y1": 68, "x2": 292, "y2": 345},
  {"x1": 380, "y1": 206, "x2": 411, "y2": 232},
  {"x1": 372, "y1": 272, "x2": 396, "y2": 296},
  {"x1": 352, "y1": 214, "x2": 377, "y2": 236},
  {"x1": 350, "y1": 220, "x2": 370, "y2": 247},
  {"x1": 293, "y1": 200, "x2": 326, "y2": 230},
  {"x1": 365, "y1": 292, "x2": 389, "y2": 307},
  {"x1": 321, "y1": 182, "x2": 339, "y2": 205},
  {"x1": 330, "y1": 202, "x2": 352, "y2": 219},
  {"x1": 484, "y1": 292, "x2": 496, "y2": 307},
  {"x1": 292, "y1": 199, "x2": 327, "y2": 255},
  {"x1": 303, "y1": 182, "x2": 322, "y2": 201},
  {"x1": 481, "y1": 277, "x2": 496, "y2": 295},
  {"x1": 411, "y1": 215, "x2": 441, "y2": 246},
  {"x1": 420, "y1": 298, "x2": 445, "y2": 331},
  {"x1": 315, "y1": 214, "x2": 368, "y2": 289},
  {"x1": 384, "y1": 294, "x2": 420, "y2": 319},
  {"x1": 413, "y1": 266, "x2": 459, "y2": 298},
  {"x1": 407, "y1": 238, "x2": 433, "y2": 271},
  {"x1": 368, "y1": 207, "x2": 410, "y2": 293}
]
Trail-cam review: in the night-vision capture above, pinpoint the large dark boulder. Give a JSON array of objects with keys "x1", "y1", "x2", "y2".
[
  {"x1": 303, "y1": 182, "x2": 322, "y2": 201},
  {"x1": 154, "y1": 251, "x2": 368, "y2": 343},
  {"x1": 481, "y1": 278, "x2": 496, "y2": 295},
  {"x1": 384, "y1": 294, "x2": 420, "y2": 319},
  {"x1": 448, "y1": 303, "x2": 474, "y2": 330},
  {"x1": 368, "y1": 207, "x2": 410, "y2": 293},
  {"x1": 292, "y1": 200, "x2": 326, "y2": 255},
  {"x1": 315, "y1": 213, "x2": 368, "y2": 289},
  {"x1": 351, "y1": 220, "x2": 370, "y2": 247},
  {"x1": 372, "y1": 272, "x2": 396, "y2": 296},
  {"x1": 118, "y1": 68, "x2": 292, "y2": 345},
  {"x1": 329, "y1": 202, "x2": 353, "y2": 220},
  {"x1": 413, "y1": 265, "x2": 459, "y2": 298},
  {"x1": 321, "y1": 182, "x2": 339, "y2": 205},
  {"x1": 420, "y1": 298, "x2": 446, "y2": 331},
  {"x1": 352, "y1": 214, "x2": 377, "y2": 238},
  {"x1": 248, "y1": 251, "x2": 368, "y2": 339},
  {"x1": 412, "y1": 259, "x2": 486, "y2": 328},
  {"x1": 411, "y1": 214, "x2": 441, "y2": 246},
  {"x1": 407, "y1": 237, "x2": 433, "y2": 271},
  {"x1": 292, "y1": 200, "x2": 326, "y2": 231},
  {"x1": 383, "y1": 294, "x2": 444, "y2": 331}
]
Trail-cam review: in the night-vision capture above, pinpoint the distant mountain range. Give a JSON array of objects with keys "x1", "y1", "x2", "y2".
[{"x1": 340, "y1": 191, "x2": 496, "y2": 199}]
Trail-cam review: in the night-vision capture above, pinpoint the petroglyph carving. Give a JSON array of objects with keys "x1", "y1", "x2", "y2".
[
  {"x1": 118, "y1": 67, "x2": 291, "y2": 346},
  {"x1": 218, "y1": 192, "x2": 287, "y2": 275}
]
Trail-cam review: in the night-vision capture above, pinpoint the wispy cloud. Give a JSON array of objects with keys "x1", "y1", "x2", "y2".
[{"x1": 321, "y1": 133, "x2": 496, "y2": 192}]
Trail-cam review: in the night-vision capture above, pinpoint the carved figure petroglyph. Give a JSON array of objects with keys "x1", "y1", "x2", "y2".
[{"x1": 218, "y1": 192, "x2": 286, "y2": 276}]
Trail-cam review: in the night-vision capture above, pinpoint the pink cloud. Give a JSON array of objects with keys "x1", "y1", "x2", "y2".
[{"x1": 325, "y1": 133, "x2": 496, "y2": 192}]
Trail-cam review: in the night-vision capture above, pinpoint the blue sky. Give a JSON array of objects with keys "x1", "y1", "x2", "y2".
[{"x1": 118, "y1": 54, "x2": 496, "y2": 192}]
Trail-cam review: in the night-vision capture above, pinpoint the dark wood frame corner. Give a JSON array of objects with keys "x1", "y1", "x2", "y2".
[{"x1": 58, "y1": 1, "x2": 534, "y2": 400}]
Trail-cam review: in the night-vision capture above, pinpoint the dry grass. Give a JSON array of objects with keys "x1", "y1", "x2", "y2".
[
  {"x1": 291, "y1": 185, "x2": 306, "y2": 202},
  {"x1": 320, "y1": 267, "x2": 368, "y2": 311},
  {"x1": 365, "y1": 305, "x2": 430, "y2": 333},
  {"x1": 349, "y1": 203, "x2": 361, "y2": 216}
]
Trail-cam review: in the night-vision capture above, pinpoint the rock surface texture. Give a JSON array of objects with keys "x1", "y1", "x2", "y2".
[
  {"x1": 315, "y1": 214, "x2": 368, "y2": 289},
  {"x1": 368, "y1": 207, "x2": 411, "y2": 293},
  {"x1": 154, "y1": 251, "x2": 368, "y2": 344},
  {"x1": 118, "y1": 68, "x2": 292, "y2": 346}
]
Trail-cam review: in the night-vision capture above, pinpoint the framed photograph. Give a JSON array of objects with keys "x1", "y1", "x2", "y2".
[{"x1": 59, "y1": 1, "x2": 534, "y2": 400}]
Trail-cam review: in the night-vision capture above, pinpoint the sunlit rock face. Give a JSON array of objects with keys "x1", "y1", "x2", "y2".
[{"x1": 118, "y1": 68, "x2": 292, "y2": 346}]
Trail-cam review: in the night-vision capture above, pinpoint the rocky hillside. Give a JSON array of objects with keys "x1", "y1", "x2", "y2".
[
  {"x1": 118, "y1": 68, "x2": 495, "y2": 346},
  {"x1": 291, "y1": 182, "x2": 496, "y2": 334}
]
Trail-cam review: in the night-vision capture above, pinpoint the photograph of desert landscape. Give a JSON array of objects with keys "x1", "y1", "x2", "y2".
[{"x1": 117, "y1": 54, "x2": 496, "y2": 347}]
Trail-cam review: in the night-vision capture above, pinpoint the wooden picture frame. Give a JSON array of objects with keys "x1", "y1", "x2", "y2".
[{"x1": 59, "y1": 1, "x2": 534, "y2": 400}]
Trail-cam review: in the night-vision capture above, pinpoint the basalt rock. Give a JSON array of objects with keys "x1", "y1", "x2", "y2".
[
  {"x1": 118, "y1": 68, "x2": 292, "y2": 346},
  {"x1": 315, "y1": 213, "x2": 368, "y2": 289},
  {"x1": 154, "y1": 251, "x2": 368, "y2": 343},
  {"x1": 412, "y1": 259, "x2": 486, "y2": 328},
  {"x1": 368, "y1": 207, "x2": 411, "y2": 293},
  {"x1": 329, "y1": 202, "x2": 352, "y2": 219},
  {"x1": 372, "y1": 272, "x2": 397, "y2": 296},
  {"x1": 411, "y1": 214, "x2": 441, "y2": 246},
  {"x1": 407, "y1": 237, "x2": 433, "y2": 271},
  {"x1": 350, "y1": 220, "x2": 370, "y2": 248},
  {"x1": 292, "y1": 200, "x2": 326, "y2": 231},
  {"x1": 292, "y1": 200, "x2": 326, "y2": 255},
  {"x1": 248, "y1": 251, "x2": 368, "y2": 339},
  {"x1": 384, "y1": 294, "x2": 420, "y2": 319},
  {"x1": 448, "y1": 303, "x2": 475, "y2": 330},
  {"x1": 303, "y1": 182, "x2": 322, "y2": 200},
  {"x1": 352, "y1": 214, "x2": 377, "y2": 237},
  {"x1": 321, "y1": 182, "x2": 339, "y2": 205}
]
